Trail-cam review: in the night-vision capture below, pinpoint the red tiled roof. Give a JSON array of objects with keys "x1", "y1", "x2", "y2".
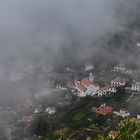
[
  {"x1": 75, "y1": 80, "x2": 86, "y2": 91},
  {"x1": 22, "y1": 115, "x2": 33, "y2": 121},
  {"x1": 108, "y1": 130, "x2": 118, "y2": 138},
  {"x1": 82, "y1": 79, "x2": 92, "y2": 87},
  {"x1": 78, "y1": 83, "x2": 86, "y2": 91},
  {"x1": 112, "y1": 77, "x2": 127, "y2": 83},
  {"x1": 96, "y1": 106, "x2": 113, "y2": 116}
]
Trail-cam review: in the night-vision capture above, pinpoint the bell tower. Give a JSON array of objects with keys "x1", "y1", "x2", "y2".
[{"x1": 89, "y1": 73, "x2": 94, "y2": 83}]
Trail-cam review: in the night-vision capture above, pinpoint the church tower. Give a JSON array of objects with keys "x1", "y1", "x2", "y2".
[{"x1": 89, "y1": 73, "x2": 94, "y2": 83}]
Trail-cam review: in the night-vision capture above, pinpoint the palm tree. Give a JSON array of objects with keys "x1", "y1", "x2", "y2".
[
  {"x1": 116, "y1": 118, "x2": 140, "y2": 140},
  {"x1": 97, "y1": 118, "x2": 140, "y2": 140}
]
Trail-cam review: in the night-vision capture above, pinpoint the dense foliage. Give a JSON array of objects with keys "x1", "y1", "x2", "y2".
[{"x1": 97, "y1": 118, "x2": 140, "y2": 140}]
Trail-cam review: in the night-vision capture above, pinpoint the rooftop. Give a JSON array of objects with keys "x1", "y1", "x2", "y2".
[
  {"x1": 75, "y1": 80, "x2": 87, "y2": 91},
  {"x1": 22, "y1": 115, "x2": 33, "y2": 121},
  {"x1": 96, "y1": 105, "x2": 113, "y2": 116},
  {"x1": 112, "y1": 77, "x2": 127, "y2": 83},
  {"x1": 45, "y1": 107, "x2": 56, "y2": 114},
  {"x1": 134, "y1": 82, "x2": 140, "y2": 85},
  {"x1": 82, "y1": 79, "x2": 92, "y2": 87},
  {"x1": 108, "y1": 130, "x2": 118, "y2": 139}
]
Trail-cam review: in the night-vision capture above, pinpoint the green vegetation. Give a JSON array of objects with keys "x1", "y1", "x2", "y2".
[
  {"x1": 72, "y1": 112, "x2": 87, "y2": 129},
  {"x1": 97, "y1": 118, "x2": 140, "y2": 140},
  {"x1": 72, "y1": 113, "x2": 86, "y2": 122},
  {"x1": 43, "y1": 118, "x2": 140, "y2": 140},
  {"x1": 31, "y1": 116, "x2": 49, "y2": 136},
  {"x1": 29, "y1": 95, "x2": 140, "y2": 140},
  {"x1": 94, "y1": 115, "x2": 106, "y2": 126},
  {"x1": 86, "y1": 136, "x2": 94, "y2": 140},
  {"x1": 117, "y1": 118, "x2": 140, "y2": 140},
  {"x1": 88, "y1": 124, "x2": 98, "y2": 129}
]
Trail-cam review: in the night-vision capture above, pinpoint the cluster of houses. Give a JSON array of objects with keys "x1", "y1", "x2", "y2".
[
  {"x1": 42, "y1": 63, "x2": 139, "y2": 98},
  {"x1": 126, "y1": 82, "x2": 140, "y2": 92},
  {"x1": 112, "y1": 65, "x2": 135, "y2": 76},
  {"x1": 91, "y1": 93, "x2": 140, "y2": 140},
  {"x1": 91, "y1": 102, "x2": 140, "y2": 137},
  {"x1": 74, "y1": 73, "x2": 100, "y2": 97},
  {"x1": 45, "y1": 106, "x2": 56, "y2": 115},
  {"x1": 111, "y1": 76, "x2": 140, "y2": 92},
  {"x1": 19, "y1": 105, "x2": 56, "y2": 123},
  {"x1": 111, "y1": 77, "x2": 127, "y2": 87},
  {"x1": 15, "y1": 63, "x2": 140, "y2": 139},
  {"x1": 34, "y1": 105, "x2": 56, "y2": 115},
  {"x1": 97, "y1": 86, "x2": 116, "y2": 97},
  {"x1": 73, "y1": 73, "x2": 117, "y2": 97},
  {"x1": 92, "y1": 103, "x2": 140, "y2": 120},
  {"x1": 91, "y1": 103, "x2": 137, "y2": 139},
  {"x1": 113, "y1": 109, "x2": 130, "y2": 118},
  {"x1": 111, "y1": 65, "x2": 140, "y2": 91},
  {"x1": 72, "y1": 64, "x2": 140, "y2": 97}
]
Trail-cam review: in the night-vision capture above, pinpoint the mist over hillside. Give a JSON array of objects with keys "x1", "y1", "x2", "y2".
[{"x1": 0, "y1": 0, "x2": 140, "y2": 102}]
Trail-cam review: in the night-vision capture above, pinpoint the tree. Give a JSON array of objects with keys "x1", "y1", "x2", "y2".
[
  {"x1": 97, "y1": 118, "x2": 140, "y2": 140},
  {"x1": 116, "y1": 118, "x2": 140, "y2": 140},
  {"x1": 31, "y1": 116, "x2": 48, "y2": 136},
  {"x1": 86, "y1": 136, "x2": 94, "y2": 140},
  {"x1": 94, "y1": 115, "x2": 106, "y2": 126},
  {"x1": 97, "y1": 135, "x2": 111, "y2": 140}
]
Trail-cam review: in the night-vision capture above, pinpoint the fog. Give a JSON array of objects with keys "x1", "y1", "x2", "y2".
[
  {"x1": 1, "y1": 0, "x2": 140, "y2": 139},
  {"x1": 0, "y1": 0, "x2": 118, "y2": 66},
  {"x1": 0, "y1": 0, "x2": 140, "y2": 102}
]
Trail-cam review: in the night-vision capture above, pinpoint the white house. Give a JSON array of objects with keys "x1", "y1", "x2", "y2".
[
  {"x1": 84, "y1": 63, "x2": 94, "y2": 71},
  {"x1": 45, "y1": 107, "x2": 56, "y2": 115},
  {"x1": 55, "y1": 85, "x2": 67, "y2": 91},
  {"x1": 97, "y1": 86, "x2": 116, "y2": 96},
  {"x1": 34, "y1": 108, "x2": 39, "y2": 114},
  {"x1": 124, "y1": 70, "x2": 134, "y2": 75},
  {"x1": 113, "y1": 109, "x2": 130, "y2": 118},
  {"x1": 111, "y1": 77, "x2": 127, "y2": 87},
  {"x1": 74, "y1": 73, "x2": 99, "y2": 97},
  {"x1": 137, "y1": 115, "x2": 140, "y2": 119},
  {"x1": 97, "y1": 89, "x2": 104, "y2": 96},
  {"x1": 112, "y1": 66, "x2": 126, "y2": 73},
  {"x1": 34, "y1": 105, "x2": 43, "y2": 114},
  {"x1": 112, "y1": 65, "x2": 134, "y2": 76},
  {"x1": 126, "y1": 82, "x2": 140, "y2": 92}
]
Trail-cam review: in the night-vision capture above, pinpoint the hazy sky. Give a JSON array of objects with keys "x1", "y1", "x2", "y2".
[
  {"x1": 0, "y1": 0, "x2": 139, "y2": 72},
  {"x1": 0, "y1": 0, "x2": 139, "y2": 106},
  {"x1": 0, "y1": 0, "x2": 121, "y2": 66}
]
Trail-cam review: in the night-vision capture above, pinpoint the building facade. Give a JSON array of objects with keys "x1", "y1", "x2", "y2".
[{"x1": 111, "y1": 77, "x2": 127, "y2": 87}]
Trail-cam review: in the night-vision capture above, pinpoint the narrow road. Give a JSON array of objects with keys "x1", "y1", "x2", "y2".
[{"x1": 127, "y1": 93, "x2": 135, "y2": 102}]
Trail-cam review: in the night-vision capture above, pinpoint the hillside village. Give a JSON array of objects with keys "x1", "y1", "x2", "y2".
[
  {"x1": 1, "y1": 60, "x2": 140, "y2": 140},
  {"x1": 1, "y1": 0, "x2": 140, "y2": 139}
]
